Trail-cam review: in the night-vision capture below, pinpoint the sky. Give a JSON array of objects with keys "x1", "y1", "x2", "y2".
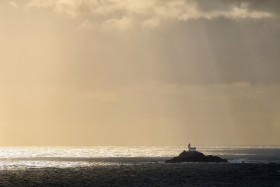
[{"x1": 0, "y1": 0, "x2": 279, "y2": 146}]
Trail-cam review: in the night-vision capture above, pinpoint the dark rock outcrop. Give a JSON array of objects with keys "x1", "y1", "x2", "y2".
[{"x1": 165, "y1": 151, "x2": 227, "y2": 163}]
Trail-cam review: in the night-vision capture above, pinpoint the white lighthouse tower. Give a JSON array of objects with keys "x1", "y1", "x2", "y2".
[{"x1": 188, "y1": 143, "x2": 196, "y2": 152}]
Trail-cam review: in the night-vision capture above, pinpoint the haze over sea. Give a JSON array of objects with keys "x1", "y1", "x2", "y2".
[{"x1": 0, "y1": 146, "x2": 279, "y2": 186}]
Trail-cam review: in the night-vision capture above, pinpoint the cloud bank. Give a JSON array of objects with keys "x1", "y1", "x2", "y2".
[{"x1": 27, "y1": 0, "x2": 275, "y2": 30}]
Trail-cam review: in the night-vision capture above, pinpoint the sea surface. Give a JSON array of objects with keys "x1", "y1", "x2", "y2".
[{"x1": 0, "y1": 146, "x2": 279, "y2": 186}]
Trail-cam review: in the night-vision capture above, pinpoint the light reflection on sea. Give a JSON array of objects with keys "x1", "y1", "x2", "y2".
[
  {"x1": 0, "y1": 146, "x2": 279, "y2": 170},
  {"x1": 1, "y1": 146, "x2": 279, "y2": 158},
  {"x1": 0, "y1": 160, "x2": 120, "y2": 170},
  {"x1": 0, "y1": 146, "x2": 186, "y2": 158}
]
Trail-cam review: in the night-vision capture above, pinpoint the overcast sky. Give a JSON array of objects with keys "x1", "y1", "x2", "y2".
[{"x1": 0, "y1": 0, "x2": 279, "y2": 146}]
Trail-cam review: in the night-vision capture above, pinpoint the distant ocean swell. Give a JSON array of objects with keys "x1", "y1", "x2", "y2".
[
  {"x1": 0, "y1": 146, "x2": 279, "y2": 169},
  {"x1": 0, "y1": 147, "x2": 279, "y2": 186}
]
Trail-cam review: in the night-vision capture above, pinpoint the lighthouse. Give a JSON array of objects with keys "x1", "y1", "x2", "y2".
[{"x1": 188, "y1": 143, "x2": 196, "y2": 152}]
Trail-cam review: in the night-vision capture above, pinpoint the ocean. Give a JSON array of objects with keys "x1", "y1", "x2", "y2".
[{"x1": 0, "y1": 146, "x2": 279, "y2": 186}]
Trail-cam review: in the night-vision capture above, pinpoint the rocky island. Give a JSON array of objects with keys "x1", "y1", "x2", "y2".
[{"x1": 166, "y1": 143, "x2": 227, "y2": 163}]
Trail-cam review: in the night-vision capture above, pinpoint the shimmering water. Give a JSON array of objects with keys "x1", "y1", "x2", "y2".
[
  {"x1": 0, "y1": 146, "x2": 279, "y2": 170},
  {"x1": 0, "y1": 146, "x2": 279, "y2": 186}
]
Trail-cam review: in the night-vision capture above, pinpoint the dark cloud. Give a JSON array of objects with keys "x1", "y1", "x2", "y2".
[{"x1": 197, "y1": 0, "x2": 280, "y2": 14}]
